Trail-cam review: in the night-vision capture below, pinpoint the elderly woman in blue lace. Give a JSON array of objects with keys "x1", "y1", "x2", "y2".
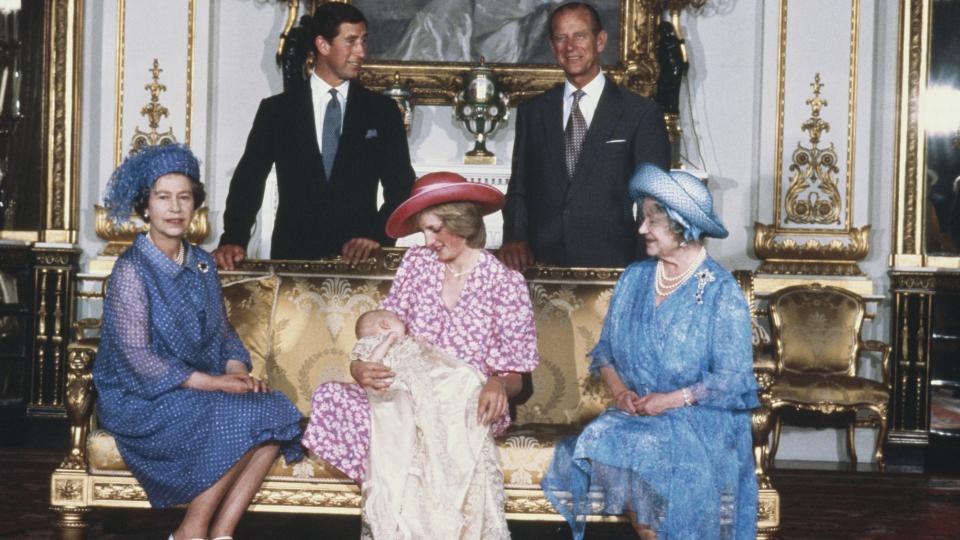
[
  {"x1": 95, "y1": 144, "x2": 302, "y2": 540},
  {"x1": 542, "y1": 163, "x2": 759, "y2": 540}
]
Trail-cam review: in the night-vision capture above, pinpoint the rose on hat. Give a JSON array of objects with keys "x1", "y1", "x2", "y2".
[
  {"x1": 102, "y1": 144, "x2": 202, "y2": 223},
  {"x1": 628, "y1": 163, "x2": 728, "y2": 239},
  {"x1": 385, "y1": 172, "x2": 505, "y2": 239}
]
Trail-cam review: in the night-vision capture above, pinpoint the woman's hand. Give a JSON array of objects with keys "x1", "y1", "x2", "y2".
[
  {"x1": 477, "y1": 377, "x2": 508, "y2": 425},
  {"x1": 635, "y1": 391, "x2": 685, "y2": 416},
  {"x1": 350, "y1": 360, "x2": 395, "y2": 391},
  {"x1": 218, "y1": 373, "x2": 269, "y2": 394},
  {"x1": 614, "y1": 389, "x2": 644, "y2": 415}
]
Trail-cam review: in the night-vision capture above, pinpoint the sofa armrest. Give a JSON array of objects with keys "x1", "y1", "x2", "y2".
[{"x1": 59, "y1": 339, "x2": 99, "y2": 470}]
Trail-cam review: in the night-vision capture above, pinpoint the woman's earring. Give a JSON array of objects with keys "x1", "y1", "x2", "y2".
[
  {"x1": 680, "y1": 240, "x2": 688, "y2": 247},
  {"x1": 143, "y1": 211, "x2": 149, "y2": 219}
]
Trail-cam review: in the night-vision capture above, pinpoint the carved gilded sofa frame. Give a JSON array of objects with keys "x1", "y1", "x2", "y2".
[
  {"x1": 51, "y1": 254, "x2": 780, "y2": 539},
  {"x1": 763, "y1": 283, "x2": 891, "y2": 469}
]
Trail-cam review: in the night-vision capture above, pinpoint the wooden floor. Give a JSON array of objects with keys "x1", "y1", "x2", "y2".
[{"x1": 4, "y1": 448, "x2": 960, "y2": 539}]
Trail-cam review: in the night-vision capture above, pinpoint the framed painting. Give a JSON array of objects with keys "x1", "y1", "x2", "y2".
[{"x1": 281, "y1": 0, "x2": 661, "y2": 104}]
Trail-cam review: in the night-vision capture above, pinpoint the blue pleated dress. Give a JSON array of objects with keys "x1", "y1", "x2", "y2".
[
  {"x1": 541, "y1": 258, "x2": 759, "y2": 540},
  {"x1": 93, "y1": 234, "x2": 303, "y2": 508}
]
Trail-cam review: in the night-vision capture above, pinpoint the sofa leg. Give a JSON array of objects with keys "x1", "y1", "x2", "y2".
[{"x1": 52, "y1": 506, "x2": 91, "y2": 540}]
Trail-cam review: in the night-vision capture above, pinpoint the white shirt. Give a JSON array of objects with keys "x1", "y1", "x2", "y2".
[
  {"x1": 562, "y1": 72, "x2": 606, "y2": 130},
  {"x1": 311, "y1": 73, "x2": 350, "y2": 154}
]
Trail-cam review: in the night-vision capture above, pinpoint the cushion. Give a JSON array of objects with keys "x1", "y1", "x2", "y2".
[
  {"x1": 221, "y1": 275, "x2": 280, "y2": 379},
  {"x1": 269, "y1": 276, "x2": 392, "y2": 414},
  {"x1": 771, "y1": 372, "x2": 889, "y2": 406},
  {"x1": 86, "y1": 423, "x2": 583, "y2": 488}
]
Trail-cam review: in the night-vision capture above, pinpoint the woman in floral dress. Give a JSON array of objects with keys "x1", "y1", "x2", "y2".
[
  {"x1": 303, "y1": 172, "x2": 539, "y2": 539},
  {"x1": 541, "y1": 163, "x2": 759, "y2": 540}
]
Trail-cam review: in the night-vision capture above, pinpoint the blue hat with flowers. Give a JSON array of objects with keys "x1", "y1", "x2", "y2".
[
  {"x1": 628, "y1": 162, "x2": 728, "y2": 239},
  {"x1": 102, "y1": 143, "x2": 201, "y2": 223}
]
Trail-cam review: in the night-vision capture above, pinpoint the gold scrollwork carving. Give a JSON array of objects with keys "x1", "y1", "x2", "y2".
[
  {"x1": 54, "y1": 479, "x2": 84, "y2": 501},
  {"x1": 252, "y1": 488, "x2": 361, "y2": 508},
  {"x1": 753, "y1": 222, "x2": 870, "y2": 275},
  {"x1": 785, "y1": 74, "x2": 841, "y2": 225},
  {"x1": 505, "y1": 495, "x2": 558, "y2": 514},
  {"x1": 94, "y1": 205, "x2": 209, "y2": 256},
  {"x1": 130, "y1": 59, "x2": 178, "y2": 154},
  {"x1": 93, "y1": 482, "x2": 148, "y2": 502},
  {"x1": 60, "y1": 345, "x2": 96, "y2": 470}
]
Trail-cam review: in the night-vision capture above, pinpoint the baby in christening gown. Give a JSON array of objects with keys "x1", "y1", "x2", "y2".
[{"x1": 352, "y1": 310, "x2": 506, "y2": 540}]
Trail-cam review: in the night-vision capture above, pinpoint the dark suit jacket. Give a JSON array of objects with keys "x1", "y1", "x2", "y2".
[
  {"x1": 220, "y1": 82, "x2": 415, "y2": 260},
  {"x1": 503, "y1": 79, "x2": 670, "y2": 267}
]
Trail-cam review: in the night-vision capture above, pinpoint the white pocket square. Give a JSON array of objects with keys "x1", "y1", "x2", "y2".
[
  {"x1": 605, "y1": 139, "x2": 627, "y2": 144},
  {"x1": 365, "y1": 129, "x2": 379, "y2": 139}
]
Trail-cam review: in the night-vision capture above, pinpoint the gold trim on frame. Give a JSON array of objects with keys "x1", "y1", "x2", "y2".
[
  {"x1": 291, "y1": 0, "x2": 661, "y2": 104},
  {"x1": 754, "y1": 222, "x2": 870, "y2": 276},
  {"x1": 41, "y1": 0, "x2": 85, "y2": 243},
  {"x1": 772, "y1": 0, "x2": 860, "y2": 235},
  {"x1": 113, "y1": 0, "x2": 196, "y2": 166}
]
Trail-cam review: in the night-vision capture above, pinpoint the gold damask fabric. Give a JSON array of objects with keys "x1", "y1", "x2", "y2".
[
  {"x1": 771, "y1": 289, "x2": 863, "y2": 375},
  {"x1": 268, "y1": 276, "x2": 392, "y2": 414},
  {"x1": 221, "y1": 275, "x2": 279, "y2": 380},
  {"x1": 515, "y1": 282, "x2": 615, "y2": 426},
  {"x1": 87, "y1": 423, "x2": 576, "y2": 487},
  {"x1": 771, "y1": 373, "x2": 889, "y2": 405}
]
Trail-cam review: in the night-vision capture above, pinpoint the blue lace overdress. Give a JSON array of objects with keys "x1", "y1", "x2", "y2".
[
  {"x1": 93, "y1": 234, "x2": 303, "y2": 508},
  {"x1": 542, "y1": 258, "x2": 759, "y2": 539}
]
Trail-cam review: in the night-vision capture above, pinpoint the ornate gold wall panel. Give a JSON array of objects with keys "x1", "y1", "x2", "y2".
[
  {"x1": 755, "y1": 0, "x2": 870, "y2": 279},
  {"x1": 112, "y1": 0, "x2": 195, "y2": 167}
]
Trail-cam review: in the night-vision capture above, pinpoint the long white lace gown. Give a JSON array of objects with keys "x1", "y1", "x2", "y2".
[{"x1": 357, "y1": 335, "x2": 510, "y2": 540}]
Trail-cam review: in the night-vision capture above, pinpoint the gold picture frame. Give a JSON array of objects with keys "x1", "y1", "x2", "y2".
[
  {"x1": 892, "y1": 0, "x2": 960, "y2": 268},
  {"x1": 285, "y1": 0, "x2": 661, "y2": 105}
]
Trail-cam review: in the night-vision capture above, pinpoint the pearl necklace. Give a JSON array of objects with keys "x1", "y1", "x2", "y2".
[
  {"x1": 148, "y1": 233, "x2": 185, "y2": 266},
  {"x1": 445, "y1": 251, "x2": 481, "y2": 278},
  {"x1": 655, "y1": 247, "x2": 706, "y2": 297}
]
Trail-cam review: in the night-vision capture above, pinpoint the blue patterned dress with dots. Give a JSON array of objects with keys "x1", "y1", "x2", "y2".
[
  {"x1": 541, "y1": 257, "x2": 759, "y2": 540},
  {"x1": 93, "y1": 234, "x2": 303, "y2": 508}
]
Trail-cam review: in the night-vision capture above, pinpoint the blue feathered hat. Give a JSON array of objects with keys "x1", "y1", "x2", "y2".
[
  {"x1": 628, "y1": 162, "x2": 728, "y2": 239},
  {"x1": 102, "y1": 143, "x2": 201, "y2": 223}
]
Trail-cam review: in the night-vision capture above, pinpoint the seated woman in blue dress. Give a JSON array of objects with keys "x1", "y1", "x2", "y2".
[
  {"x1": 95, "y1": 144, "x2": 302, "y2": 540},
  {"x1": 542, "y1": 163, "x2": 759, "y2": 540}
]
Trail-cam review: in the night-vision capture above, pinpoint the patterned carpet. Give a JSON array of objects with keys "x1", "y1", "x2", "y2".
[{"x1": 4, "y1": 448, "x2": 960, "y2": 539}]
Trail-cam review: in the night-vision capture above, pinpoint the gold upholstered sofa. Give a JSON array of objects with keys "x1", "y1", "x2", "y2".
[{"x1": 50, "y1": 249, "x2": 780, "y2": 538}]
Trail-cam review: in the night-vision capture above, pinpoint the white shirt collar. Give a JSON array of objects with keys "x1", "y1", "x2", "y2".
[
  {"x1": 311, "y1": 72, "x2": 350, "y2": 100},
  {"x1": 563, "y1": 71, "x2": 606, "y2": 101}
]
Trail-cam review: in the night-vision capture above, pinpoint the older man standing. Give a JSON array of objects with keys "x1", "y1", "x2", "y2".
[
  {"x1": 215, "y1": 2, "x2": 414, "y2": 268},
  {"x1": 500, "y1": 1, "x2": 670, "y2": 270}
]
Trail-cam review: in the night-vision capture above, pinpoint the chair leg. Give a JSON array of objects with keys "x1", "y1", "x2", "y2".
[
  {"x1": 874, "y1": 413, "x2": 888, "y2": 472},
  {"x1": 846, "y1": 417, "x2": 858, "y2": 470},
  {"x1": 768, "y1": 415, "x2": 782, "y2": 470},
  {"x1": 53, "y1": 506, "x2": 90, "y2": 540}
]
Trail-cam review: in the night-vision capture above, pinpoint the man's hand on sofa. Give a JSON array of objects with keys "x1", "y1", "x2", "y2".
[
  {"x1": 497, "y1": 241, "x2": 534, "y2": 271},
  {"x1": 341, "y1": 237, "x2": 380, "y2": 265},
  {"x1": 213, "y1": 244, "x2": 247, "y2": 270},
  {"x1": 350, "y1": 360, "x2": 395, "y2": 390}
]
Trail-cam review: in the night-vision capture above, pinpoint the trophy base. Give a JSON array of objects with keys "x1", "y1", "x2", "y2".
[{"x1": 463, "y1": 154, "x2": 497, "y2": 165}]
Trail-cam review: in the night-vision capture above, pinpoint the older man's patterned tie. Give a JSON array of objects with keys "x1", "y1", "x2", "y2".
[
  {"x1": 563, "y1": 89, "x2": 587, "y2": 179},
  {"x1": 322, "y1": 88, "x2": 341, "y2": 181}
]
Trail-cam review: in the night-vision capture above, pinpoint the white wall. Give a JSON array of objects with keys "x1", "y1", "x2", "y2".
[{"x1": 77, "y1": 0, "x2": 902, "y2": 463}]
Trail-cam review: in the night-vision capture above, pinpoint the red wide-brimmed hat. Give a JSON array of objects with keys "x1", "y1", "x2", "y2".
[{"x1": 385, "y1": 172, "x2": 505, "y2": 238}]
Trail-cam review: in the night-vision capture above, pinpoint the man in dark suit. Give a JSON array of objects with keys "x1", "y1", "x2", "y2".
[
  {"x1": 214, "y1": 3, "x2": 415, "y2": 268},
  {"x1": 499, "y1": 2, "x2": 670, "y2": 270}
]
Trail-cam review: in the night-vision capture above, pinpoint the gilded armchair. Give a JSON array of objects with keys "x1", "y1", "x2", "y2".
[{"x1": 766, "y1": 284, "x2": 891, "y2": 469}]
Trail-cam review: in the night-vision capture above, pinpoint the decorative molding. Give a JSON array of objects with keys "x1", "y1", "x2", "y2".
[
  {"x1": 754, "y1": 222, "x2": 870, "y2": 276},
  {"x1": 54, "y1": 479, "x2": 84, "y2": 502},
  {"x1": 41, "y1": 0, "x2": 85, "y2": 243},
  {"x1": 773, "y1": 0, "x2": 860, "y2": 236},
  {"x1": 252, "y1": 488, "x2": 361, "y2": 508},
  {"x1": 129, "y1": 59, "x2": 178, "y2": 154},
  {"x1": 93, "y1": 481, "x2": 148, "y2": 502},
  {"x1": 784, "y1": 74, "x2": 841, "y2": 225}
]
